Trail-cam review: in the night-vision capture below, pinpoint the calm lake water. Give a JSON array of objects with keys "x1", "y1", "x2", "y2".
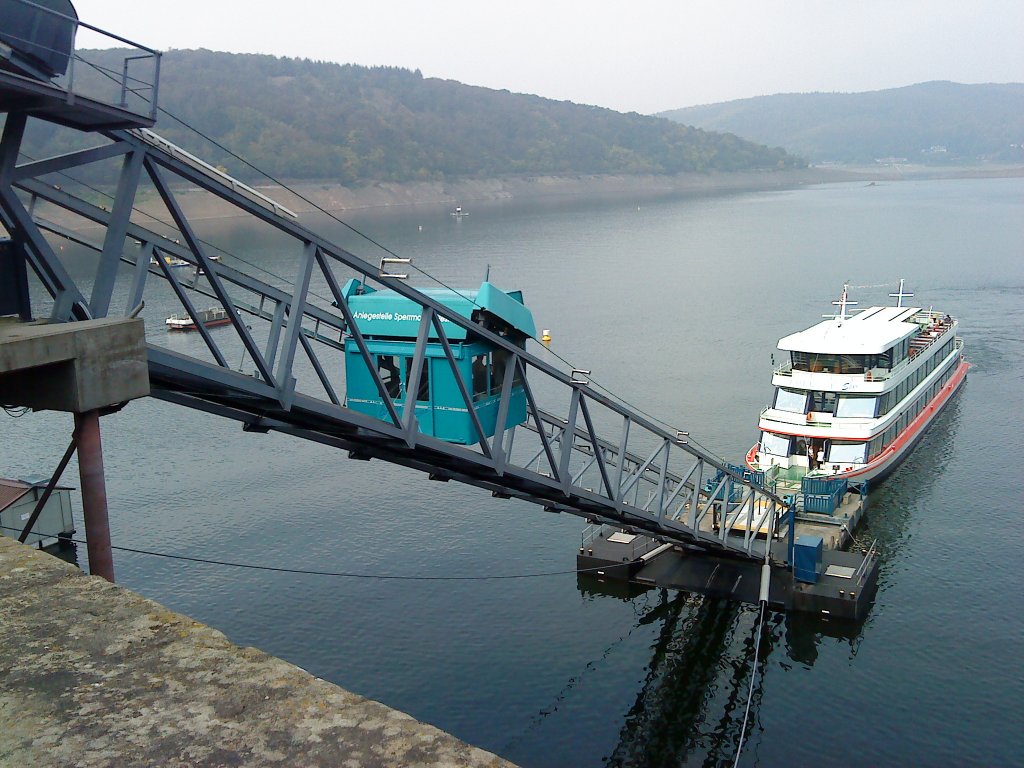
[{"x1": 3, "y1": 176, "x2": 1023, "y2": 766}]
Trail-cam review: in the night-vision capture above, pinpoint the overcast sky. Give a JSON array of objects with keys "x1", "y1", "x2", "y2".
[{"x1": 74, "y1": 0, "x2": 1024, "y2": 114}]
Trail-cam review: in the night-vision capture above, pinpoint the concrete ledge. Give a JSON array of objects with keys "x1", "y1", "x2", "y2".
[
  {"x1": 0, "y1": 536, "x2": 515, "y2": 767},
  {"x1": 0, "y1": 318, "x2": 149, "y2": 412}
]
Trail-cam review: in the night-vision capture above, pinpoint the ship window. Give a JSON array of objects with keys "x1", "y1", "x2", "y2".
[
  {"x1": 837, "y1": 354, "x2": 865, "y2": 374},
  {"x1": 866, "y1": 351, "x2": 892, "y2": 371},
  {"x1": 404, "y1": 357, "x2": 430, "y2": 402},
  {"x1": 836, "y1": 395, "x2": 878, "y2": 418},
  {"x1": 828, "y1": 441, "x2": 867, "y2": 464},
  {"x1": 868, "y1": 435, "x2": 885, "y2": 460},
  {"x1": 761, "y1": 431, "x2": 791, "y2": 457},
  {"x1": 377, "y1": 355, "x2": 401, "y2": 398},
  {"x1": 774, "y1": 388, "x2": 808, "y2": 413},
  {"x1": 809, "y1": 391, "x2": 838, "y2": 413}
]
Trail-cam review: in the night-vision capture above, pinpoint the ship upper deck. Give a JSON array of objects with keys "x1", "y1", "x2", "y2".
[{"x1": 778, "y1": 305, "x2": 922, "y2": 354}]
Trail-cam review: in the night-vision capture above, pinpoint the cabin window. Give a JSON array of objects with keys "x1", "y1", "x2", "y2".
[
  {"x1": 760, "y1": 431, "x2": 791, "y2": 457},
  {"x1": 828, "y1": 441, "x2": 867, "y2": 464},
  {"x1": 835, "y1": 395, "x2": 878, "y2": 418},
  {"x1": 774, "y1": 388, "x2": 808, "y2": 413},
  {"x1": 792, "y1": 352, "x2": 875, "y2": 374},
  {"x1": 377, "y1": 355, "x2": 401, "y2": 398},
  {"x1": 867, "y1": 435, "x2": 885, "y2": 460},
  {"x1": 865, "y1": 351, "x2": 892, "y2": 371},
  {"x1": 471, "y1": 354, "x2": 489, "y2": 401},
  {"x1": 808, "y1": 390, "x2": 838, "y2": 413},
  {"x1": 491, "y1": 349, "x2": 507, "y2": 396},
  {"x1": 404, "y1": 357, "x2": 430, "y2": 402}
]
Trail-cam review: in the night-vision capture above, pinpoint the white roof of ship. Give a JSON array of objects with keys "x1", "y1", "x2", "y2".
[{"x1": 777, "y1": 306, "x2": 922, "y2": 354}]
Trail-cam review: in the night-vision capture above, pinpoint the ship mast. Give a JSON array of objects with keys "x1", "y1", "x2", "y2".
[
  {"x1": 889, "y1": 278, "x2": 914, "y2": 308},
  {"x1": 825, "y1": 283, "x2": 858, "y2": 321}
]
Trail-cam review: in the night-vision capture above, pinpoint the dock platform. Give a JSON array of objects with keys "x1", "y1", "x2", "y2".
[
  {"x1": 0, "y1": 536, "x2": 514, "y2": 768},
  {"x1": 578, "y1": 516, "x2": 878, "y2": 620}
]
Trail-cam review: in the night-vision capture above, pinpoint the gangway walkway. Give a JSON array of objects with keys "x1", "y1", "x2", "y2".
[{"x1": 0, "y1": 0, "x2": 792, "y2": 564}]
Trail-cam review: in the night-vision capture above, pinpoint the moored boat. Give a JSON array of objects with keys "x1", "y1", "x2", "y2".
[
  {"x1": 748, "y1": 281, "x2": 968, "y2": 487},
  {"x1": 165, "y1": 306, "x2": 231, "y2": 331},
  {"x1": 150, "y1": 253, "x2": 222, "y2": 272}
]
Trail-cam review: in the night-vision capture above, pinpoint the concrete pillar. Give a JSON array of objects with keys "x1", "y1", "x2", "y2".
[{"x1": 74, "y1": 410, "x2": 114, "y2": 582}]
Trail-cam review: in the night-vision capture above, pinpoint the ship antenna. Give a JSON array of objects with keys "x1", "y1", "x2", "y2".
[
  {"x1": 889, "y1": 278, "x2": 914, "y2": 308},
  {"x1": 826, "y1": 283, "x2": 858, "y2": 322}
]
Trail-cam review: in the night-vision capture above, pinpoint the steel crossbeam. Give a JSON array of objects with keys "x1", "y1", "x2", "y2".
[{"x1": 1, "y1": 106, "x2": 793, "y2": 563}]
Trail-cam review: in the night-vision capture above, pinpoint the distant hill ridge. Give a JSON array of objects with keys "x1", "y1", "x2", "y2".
[
  {"x1": 28, "y1": 49, "x2": 800, "y2": 185},
  {"x1": 659, "y1": 81, "x2": 1024, "y2": 164}
]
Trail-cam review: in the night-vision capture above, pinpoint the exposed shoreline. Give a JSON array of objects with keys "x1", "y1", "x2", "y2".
[
  {"x1": 206, "y1": 165, "x2": 1022, "y2": 218},
  {"x1": 40, "y1": 164, "x2": 1024, "y2": 228}
]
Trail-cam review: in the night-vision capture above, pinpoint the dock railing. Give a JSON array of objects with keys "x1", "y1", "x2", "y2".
[{"x1": 853, "y1": 539, "x2": 878, "y2": 585}]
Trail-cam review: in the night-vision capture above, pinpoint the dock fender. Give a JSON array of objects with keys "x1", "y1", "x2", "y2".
[{"x1": 759, "y1": 562, "x2": 772, "y2": 603}]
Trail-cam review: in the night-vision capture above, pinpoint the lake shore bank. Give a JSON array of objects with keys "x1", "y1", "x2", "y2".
[
  {"x1": 34, "y1": 164, "x2": 1024, "y2": 229},
  {"x1": 147, "y1": 164, "x2": 1024, "y2": 221}
]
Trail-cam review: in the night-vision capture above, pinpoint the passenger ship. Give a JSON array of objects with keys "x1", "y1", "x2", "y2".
[{"x1": 746, "y1": 282, "x2": 968, "y2": 485}]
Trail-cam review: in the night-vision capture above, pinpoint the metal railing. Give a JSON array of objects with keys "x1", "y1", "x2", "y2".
[
  {"x1": 1, "y1": 121, "x2": 793, "y2": 562},
  {"x1": 853, "y1": 538, "x2": 878, "y2": 585},
  {"x1": 773, "y1": 320, "x2": 956, "y2": 385},
  {"x1": 0, "y1": 0, "x2": 161, "y2": 119}
]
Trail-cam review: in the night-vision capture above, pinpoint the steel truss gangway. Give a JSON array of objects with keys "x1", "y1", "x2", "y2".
[{"x1": 0, "y1": 2, "x2": 792, "y2": 564}]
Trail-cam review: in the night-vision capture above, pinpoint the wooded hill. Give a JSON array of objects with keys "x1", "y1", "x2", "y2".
[
  {"x1": 26, "y1": 49, "x2": 800, "y2": 184},
  {"x1": 659, "y1": 81, "x2": 1024, "y2": 165}
]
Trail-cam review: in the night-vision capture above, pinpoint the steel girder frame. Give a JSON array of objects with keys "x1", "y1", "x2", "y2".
[{"x1": 3, "y1": 119, "x2": 792, "y2": 562}]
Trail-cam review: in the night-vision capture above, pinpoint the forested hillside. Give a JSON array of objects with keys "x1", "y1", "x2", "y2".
[
  {"x1": 659, "y1": 81, "x2": 1024, "y2": 165},
  {"x1": 26, "y1": 49, "x2": 799, "y2": 184}
]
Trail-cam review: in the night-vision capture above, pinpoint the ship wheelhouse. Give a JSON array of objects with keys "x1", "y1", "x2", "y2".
[{"x1": 754, "y1": 302, "x2": 965, "y2": 480}]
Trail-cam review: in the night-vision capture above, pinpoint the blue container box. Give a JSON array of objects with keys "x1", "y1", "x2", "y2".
[
  {"x1": 802, "y1": 477, "x2": 848, "y2": 496},
  {"x1": 794, "y1": 535, "x2": 823, "y2": 584},
  {"x1": 804, "y1": 492, "x2": 840, "y2": 515}
]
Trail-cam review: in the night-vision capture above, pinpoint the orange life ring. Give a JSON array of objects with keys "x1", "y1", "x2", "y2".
[{"x1": 865, "y1": 371, "x2": 873, "y2": 381}]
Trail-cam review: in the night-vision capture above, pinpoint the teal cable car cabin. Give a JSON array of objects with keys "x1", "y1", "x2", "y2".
[{"x1": 342, "y1": 280, "x2": 537, "y2": 444}]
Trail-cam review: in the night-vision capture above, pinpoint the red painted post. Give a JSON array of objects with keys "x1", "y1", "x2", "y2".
[{"x1": 74, "y1": 410, "x2": 114, "y2": 582}]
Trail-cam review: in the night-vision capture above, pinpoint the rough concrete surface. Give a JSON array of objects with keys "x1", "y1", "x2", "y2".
[{"x1": 0, "y1": 537, "x2": 515, "y2": 767}]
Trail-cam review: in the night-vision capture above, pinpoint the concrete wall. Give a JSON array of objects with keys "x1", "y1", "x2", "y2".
[{"x1": 0, "y1": 536, "x2": 515, "y2": 767}]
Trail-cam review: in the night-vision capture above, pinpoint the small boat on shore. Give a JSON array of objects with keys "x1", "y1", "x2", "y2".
[
  {"x1": 748, "y1": 281, "x2": 968, "y2": 487},
  {"x1": 151, "y1": 253, "x2": 190, "y2": 269},
  {"x1": 165, "y1": 306, "x2": 231, "y2": 332},
  {"x1": 151, "y1": 253, "x2": 222, "y2": 272}
]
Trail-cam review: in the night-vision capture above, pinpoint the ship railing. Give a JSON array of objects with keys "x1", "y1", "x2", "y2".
[
  {"x1": 853, "y1": 538, "x2": 878, "y2": 585},
  {"x1": 1, "y1": 0, "x2": 161, "y2": 120},
  {"x1": 870, "y1": 323, "x2": 956, "y2": 381},
  {"x1": 773, "y1": 362, "x2": 794, "y2": 377},
  {"x1": 778, "y1": 326, "x2": 956, "y2": 387}
]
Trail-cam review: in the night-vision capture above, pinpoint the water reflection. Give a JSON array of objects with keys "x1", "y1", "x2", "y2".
[{"x1": 575, "y1": 577, "x2": 867, "y2": 766}]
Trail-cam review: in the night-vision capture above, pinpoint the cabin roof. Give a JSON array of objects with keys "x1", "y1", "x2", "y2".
[
  {"x1": 342, "y1": 280, "x2": 536, "y2": 341},
  {"x1": 777, "y1": 306, "x2": 922, "y2": 354},
  {"x1": 0, "y1": 476, "x2": 73, "y2": 512}
]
